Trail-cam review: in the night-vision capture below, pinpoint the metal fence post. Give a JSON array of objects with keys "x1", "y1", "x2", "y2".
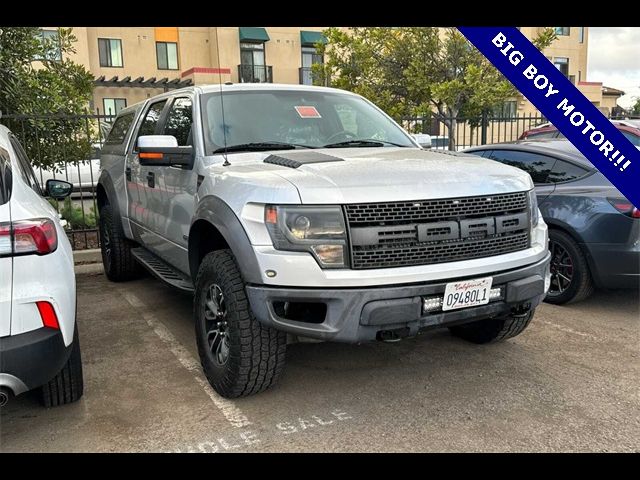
[{"x1": 480, "y1": 109, "x2": 488, "y2": 145}]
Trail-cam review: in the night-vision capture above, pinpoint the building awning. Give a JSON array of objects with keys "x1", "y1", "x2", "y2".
[
  {"x1": 94, "y1": 75, "x2": 192, "y2": 89},
  {"x1": 300, "y1": 30, "x2": 327, "y2": 47},
  {"x1": 239, "y1": 27, "x2": 270, "y2": 43}
]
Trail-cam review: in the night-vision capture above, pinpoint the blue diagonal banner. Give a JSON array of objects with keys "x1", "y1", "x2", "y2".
[{"x1": 459, "y1": 27, "x2": 640, "y2": 208}]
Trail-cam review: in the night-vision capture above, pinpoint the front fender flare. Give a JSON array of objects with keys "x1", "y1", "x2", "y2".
[{"x1": 192, "y1": 196, "x2": 263, "y2": 284}]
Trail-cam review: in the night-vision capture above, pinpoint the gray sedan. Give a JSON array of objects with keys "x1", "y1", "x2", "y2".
[{"x1": 465, "y1": 139, "x2": 639, "y2": 304}]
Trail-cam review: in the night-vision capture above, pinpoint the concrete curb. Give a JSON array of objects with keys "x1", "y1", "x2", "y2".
[
  {"x1": 75, "y1": 263, "x2": 104, "y2": 276},
  {"x1": 73, "y1": 248, "x2": 103, "y2": 276},
  {"x1": 73, "y1": 248, "x2": 102, "y2": 265}
]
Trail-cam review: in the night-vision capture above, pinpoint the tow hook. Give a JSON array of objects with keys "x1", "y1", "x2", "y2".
[
  {"x1": 511, "y1": 303, "x2": 532, "y2": 318},
  {"x1": 377, "y1": 327, "x2": 410, "y2": 343}
]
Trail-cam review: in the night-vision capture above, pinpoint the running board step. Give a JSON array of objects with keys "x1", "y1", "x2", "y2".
[{"x1": 131, "y1": 247, "x2": 194, "y2": 293}]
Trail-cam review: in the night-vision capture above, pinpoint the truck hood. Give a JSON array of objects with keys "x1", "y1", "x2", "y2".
[{"x1": 259, "y1": 147, "x2": 533, "y2": 203}]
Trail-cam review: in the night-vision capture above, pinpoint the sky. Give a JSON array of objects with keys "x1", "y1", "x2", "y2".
[{"x1": 588, "y1": 27, "x2": 640, "y2": 109}]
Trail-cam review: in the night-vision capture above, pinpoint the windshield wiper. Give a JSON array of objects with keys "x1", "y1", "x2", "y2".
[
  {"x1": 321, "y1": 139, "x2": 407, "y2": 148},
  {"x1": 212, "y1": 141, "x2": 314, "y2": 154}
]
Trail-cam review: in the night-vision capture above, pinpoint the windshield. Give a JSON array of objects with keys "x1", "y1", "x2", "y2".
[{"x1": 200, "y1": 89, "x2": 415, "y2": 153}]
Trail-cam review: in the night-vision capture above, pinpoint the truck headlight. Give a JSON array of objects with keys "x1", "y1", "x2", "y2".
[
  {"x1": 528, "y1": 189, "x2": 539, "y2": 228},
  {"x1": 265, "y1": 205, "x2": 348, "y2": 268}
]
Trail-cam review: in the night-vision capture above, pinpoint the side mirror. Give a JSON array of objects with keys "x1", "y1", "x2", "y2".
[
  {"x1": 46, "y1": 179, "x2": 73, "y2": 200},
  {"x1": 138, "y1": 135, "x2": 193, "y2": 168},
  {"x1": 412, "y1": 134, "x2": 432, "y2": 149}
]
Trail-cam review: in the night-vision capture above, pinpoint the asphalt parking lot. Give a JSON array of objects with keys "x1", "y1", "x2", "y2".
[{"x1": 1, "y1": 271, "x2": 638, "y2": 452}]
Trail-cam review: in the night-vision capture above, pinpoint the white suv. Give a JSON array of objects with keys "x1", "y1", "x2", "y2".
[{"x1": 0, "y1": 125, "x2": 83, "y2": 408}]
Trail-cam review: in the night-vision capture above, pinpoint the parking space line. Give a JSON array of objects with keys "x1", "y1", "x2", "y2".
[
  {"x1": 118, "y1": 289, "x2": 253, "y2": 429},
  {"x1": 539, "y1": 319, "x2": 597, "y2": 340}
]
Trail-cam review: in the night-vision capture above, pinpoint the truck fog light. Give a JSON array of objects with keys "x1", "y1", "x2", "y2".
[
  {"x1": 265, "y1": 270, "x2": 277, "y2": 278},
  {"x1": 489, "y1": 287, "x2": 503, "y2": 300},
  {"x1": 422, "y1": 296, "x2": 443, "y2": 312},
  {"x1": 311, "y1": 244, "x2": 344, "y2": 266}
]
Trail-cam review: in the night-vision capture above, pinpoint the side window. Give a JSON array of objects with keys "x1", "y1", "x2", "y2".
[
  {"x1": 527, "y1": 131, "x2": 558, "y2": 140},
  {"x1": 547, "y1": 159, "x2": 590, "y2": 183},
  {"x1": 136, "y1": 100, "x2": 168, "y2": 147},
  {"x1": 487, "y1": 150, "x2": 556, "y2": 184},
  {"x1": 466, "y1": 150, "x2": 491, "y2": 158},
  {"x1": 10, "y1": 137, "x2": 42, "y2": 194},
  {"x1": 0, "y1": 148, "x2": 12, "y2": 205},
  {"x1": 105, "y1": 112, "x2": 135, "y2": 145},
  {"x1": 621, "y1": 131, "x2": 640, "y2": 146},
  {"x1": 162, "y1": 97, "x2": 193, "y2": 146}
]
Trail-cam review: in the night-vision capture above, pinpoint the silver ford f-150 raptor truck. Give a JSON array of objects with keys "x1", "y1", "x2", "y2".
[{"x1": 97, "y1": 84, "x2": 551, "y2": 398}]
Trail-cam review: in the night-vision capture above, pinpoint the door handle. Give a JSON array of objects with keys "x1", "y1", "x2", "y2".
[
  {"x1": 125, "y1": 167, "x2": 132, "y2": 181},
  {"x1": 146, "y1": 171, "x2": 155, "y2": 188}
]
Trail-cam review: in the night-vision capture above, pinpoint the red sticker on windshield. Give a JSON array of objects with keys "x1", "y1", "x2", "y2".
[{"x1": 295, "y1": 106, "x2": 321, "y2": 118}]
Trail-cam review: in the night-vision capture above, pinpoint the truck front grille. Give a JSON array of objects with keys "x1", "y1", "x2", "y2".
[{"x1": 345, "y1": 192, "x2": 530, "y2": 269}]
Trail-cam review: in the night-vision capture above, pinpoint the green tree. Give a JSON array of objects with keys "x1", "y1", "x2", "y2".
[
  {"x1": 0, "y1": 27, "x2": 94, "y2": 169},
  {"x1": 315, "y1": 27, "x2": 557, "y2": 150},
  {"x1": 631, "y1": 97, "x2": 640, "y2": 116}
]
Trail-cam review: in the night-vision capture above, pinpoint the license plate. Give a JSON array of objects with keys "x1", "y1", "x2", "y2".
[{"x1": 442, "y1": 277, "x2": 493, "y2": 311}]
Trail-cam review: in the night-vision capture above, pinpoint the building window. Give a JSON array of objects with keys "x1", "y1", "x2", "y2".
[
  {"x1": 156, "y1": 42, "x2": 179, "y2": 70},
  {"x1": 98, "y1": 38, "x2": 123, "y2": 67},
  {"x1": 35, "y1": 29, "x2": 62, "y2": 61},
  {"x1": 554, "y1": 27, "x2": 570, "y2": 36},
  {"x1": 300, "y1": 46, "x2": 324, "y2": 85},
  {"x1": 239, "y1": 42, "x2": 270, "y2": 83},
  {"x1": 579, "y1": 27, "x2": 585, "y2": 43},
  {"x1": 492, "y1": 100, "x2": 517, "y2": 118},
  {"x1": 103, "y1": 98, "x2": 127, "y2": 116},
  {"x1": 553, "y1": 57, "x2": 569, "y2": 77}
]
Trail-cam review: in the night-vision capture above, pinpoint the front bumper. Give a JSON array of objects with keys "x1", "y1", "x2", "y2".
[
  {"x1": 0, "y1": 327, "x2": 72, "y2": 394},
  {"x1": 247, "y1": 252, "x2": 551, "y2": 343}
]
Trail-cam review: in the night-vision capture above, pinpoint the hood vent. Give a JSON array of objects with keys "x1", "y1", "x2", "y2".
[{"x1": 264, "y1": 151, "x2": 344, "y2": 169}]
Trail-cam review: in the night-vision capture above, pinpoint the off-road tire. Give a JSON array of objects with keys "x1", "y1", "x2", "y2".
[
  {"x1": 545, "y1": 229, "x2": 594, "y2": 305},
  {"x1": 40, "y1": 327, "x2": 84, "y2": 407},
  {"x1": 99, "y1": 204, "x2": 142, "y2": 281},
  {"x1": 449, "y1": 308, "x2": 536, "y2": 344},
  {"x1": 194, "y1": 249, "x2": 287, "y2": 398}
]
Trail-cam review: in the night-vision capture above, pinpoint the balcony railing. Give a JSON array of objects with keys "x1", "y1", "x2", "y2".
[{"x1": 238, "y1": 64, "x2": 273, "y2": 83}]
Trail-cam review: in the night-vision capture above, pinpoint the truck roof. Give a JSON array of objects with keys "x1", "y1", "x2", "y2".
[{"x1": 117, "y1": 83, "x2": 360, "y2": 114}]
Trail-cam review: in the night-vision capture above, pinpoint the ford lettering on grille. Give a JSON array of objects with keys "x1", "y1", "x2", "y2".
[{"x1": 345, "y1": 192, "x2": 530, "y2": 269}]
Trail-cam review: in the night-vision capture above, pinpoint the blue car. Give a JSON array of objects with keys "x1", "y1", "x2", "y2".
[{"x1": 465, "y1": 139, "x2": 639, "y2": 304}]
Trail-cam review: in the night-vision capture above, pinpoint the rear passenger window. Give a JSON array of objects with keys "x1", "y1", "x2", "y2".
[
  {"x1": 136, "y1": 100, "x2": 168, "y2": 144},
  {"x1": 0, "y1": 149, "x2": 11, "y2": 205},
  {"x1": 163, "y1": 97, "x2": 193, "y2": 146},
  {"x1": 527, "y1": 131, "x2": 559, "y2": 140},
  {"x1": 10, "y1": 136, "x2": 42, "y2": 195},
  {"x1": 621, "y1": 131, "x2": 640, "y2": 146},
  {"x1": 105, "y1": 112, "x2": 135, "y2": 145},
  {"x1": 547, "y1": 159, "x2": 589, "y2": 183},
  {"x1": 466, "y1": 150, "x2": 491, "y2": 158},
  {"x1": 487, "y1": 150, "x2": 556, "y2": 184}
]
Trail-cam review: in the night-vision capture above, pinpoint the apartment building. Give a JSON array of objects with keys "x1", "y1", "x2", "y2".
[
  {"x1": 515, "y1": 27, "x2": 622, "y2": 116},
  {"x1": 44, "y1": 27, "x2": 327, "y2": 115},
  {"x1": 41, "y1": 26, "x2": 622, "y2": 117}
]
